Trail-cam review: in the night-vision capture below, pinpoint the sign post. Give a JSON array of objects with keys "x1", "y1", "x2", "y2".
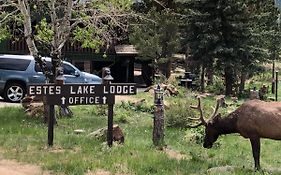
[
  {"x1": 102, "y1": 67, "x2": 114, "y2": 147},
  {"x1": 27, "y1": 67, "x2": 136, "y2": 147},
  {"x1": 48, "y1": 105, "x2": 55, "y2": 146}
]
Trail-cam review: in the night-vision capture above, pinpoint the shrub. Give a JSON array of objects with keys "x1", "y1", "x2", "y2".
[
  {"x1": 118, "y1": 101, "x2": 154, "y2": 113},
  {"x1": 114, "y1": 108, "x2": 131, "y2": 123},
  {"x1": 166, "y1": 99, "x2": 197, "y2": 128},
  {"x1": 205, "y1": 76, "x2": 224, "y2": 94}
]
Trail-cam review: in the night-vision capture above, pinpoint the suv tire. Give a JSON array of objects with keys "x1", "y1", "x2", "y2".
[{"x1": 3, "y1": 83, "x2": 26, "y2": 103}]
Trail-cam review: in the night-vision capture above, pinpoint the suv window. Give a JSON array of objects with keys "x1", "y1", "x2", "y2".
[
  {"x1": 35, "y1": 62, "x2": 76, "y2": 75},
  {"x1": 63, "y1": 64, "x2": 76, "y2": 75},
  {"x1": 34, "y1": 61, "x2": 52, "y2": 72},
  {"x1": 0, "y1": 58, "x2": 31, "y2": 71}
]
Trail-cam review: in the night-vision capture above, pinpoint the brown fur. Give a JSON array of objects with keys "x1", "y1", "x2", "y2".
[
  {"x1": 234, "y1": 100, "x2": 281, "y2": 139},
  {"x1": 202, "y1": 99, "x2": 281, "y2": 170}
]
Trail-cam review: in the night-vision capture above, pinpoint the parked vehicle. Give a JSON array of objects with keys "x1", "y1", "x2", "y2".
[{"x1": 0, "y1": 54, "x2": 102, "y2": 102}]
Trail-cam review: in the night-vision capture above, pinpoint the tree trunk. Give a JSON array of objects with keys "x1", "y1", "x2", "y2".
[
  {"x1": 161, "y1": 59, "x2": 171, "y2": 79},
  {"x1": 200, "y1": 65, "x2": 205, "y2": 92},
  {"x1": 225, "y1": 67, "x2": 234, "y2": 96},
  {"x1": 239, "y1": 72, "x2": 246, "y2": 95},
  {"x1": 206, "y1": 67, "x2": 214, "y2": 85},
  {"x1": 141, "y1": 62, "x2": 153, "y2": 86}
]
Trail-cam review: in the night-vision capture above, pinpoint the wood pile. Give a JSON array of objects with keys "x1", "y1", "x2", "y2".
[
  {"x1": 21, "y1": 96, "x2": 44, "y2": 118},
  {"x1": 144, "y1": 84, "x2": 179, "y2": 96}
]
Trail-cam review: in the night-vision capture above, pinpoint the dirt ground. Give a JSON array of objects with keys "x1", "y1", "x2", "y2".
[{"x1": 0, "y1": 159, "x2": 51, "y2": 175}]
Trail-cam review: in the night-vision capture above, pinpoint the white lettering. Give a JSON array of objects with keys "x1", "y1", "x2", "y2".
[
  {"x1": 83, "y1": 86, "x2": 89, "y2": 94},
  {"x1": 110, "y1": 86, "x2": 115, "y2": 94},
  {"x1": 117, "y1": 86, "x2": 122, "y2": 94},
  {"x1": 29, "y1": 86, "x2": 35, "y2": 95},
  {"x1": 42, "y1": 86, "x2": 48, "y2": 94},
  {"x1": 89, "y1": 86, "x2": 95, "y2": 94},
  {"x1": 70, "y1": 86, "x2": 75, "y2": 94},
  {"x1": 95, "y1": 97, "x2": 99, "y2": 103},
  {"x1": 104, "y1": 86, "x2": 108, "y2": 94},
  {"x1": 80, "y1": 97, "x2": 85, "y2": 103},
  {"x1": 29, "y1": 85, "x2": 63, "y2": 95},
  {"x1": 49, "y1": 86, "x2": 54, "y2": 95},
  {"x1": 69, "y1": 97, "x2": 73, "y2": 104},
  {"x1": 102, "y1": 85, "x2": 135, "y2": 95},
  {"x1": 56, "y1": 86, "x2": 61, "y2": 94},
  {"x1": 75, "y1": 97, "x2": 79, "y2": 103},
  {"x1": 36, "y1": 86, "x2": 41, "y2": 95},
  {"x1": 77, "y1": 86, "x2": 82, "y2": 94},
  {"x1": 89, "y1": 97, "x2": 94, "y2": 103},
  {"x1": 129, "y1": 86, "x2": 134, "y2": 94}
]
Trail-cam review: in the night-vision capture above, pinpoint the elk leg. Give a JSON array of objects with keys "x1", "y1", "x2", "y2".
[{"x1": 250, "y1": 137, "x2": 260, "y2": 170}]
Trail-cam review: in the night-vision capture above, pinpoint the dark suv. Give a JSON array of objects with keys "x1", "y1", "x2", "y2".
[{"x1": 0, "y1": 54, "x2": 101, "y2": 102}]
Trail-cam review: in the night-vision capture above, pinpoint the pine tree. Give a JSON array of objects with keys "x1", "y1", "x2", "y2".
[
  {"x1": 181, "y1": 0, "x2": 221, "y2": 92},
  {"x1": 130, "y1": 0, "x2": 180, "y2": 82},
  {"x1": 182, "y1": 0, "x2": 263, "y2": 95}
]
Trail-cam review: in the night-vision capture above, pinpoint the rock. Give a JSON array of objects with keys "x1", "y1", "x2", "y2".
[
  {"x1": 207, "y1": 166, "x2": 236, "y2": 174},
  {"x1": 88, "y1": 124, "x2": 125, "y2": 143},
  {"x1": 130, "y1": 99, "x2": 145, "y2": 107},
  {"x1": 74, "y1": 129, "x2": 85, "y2": 134}
]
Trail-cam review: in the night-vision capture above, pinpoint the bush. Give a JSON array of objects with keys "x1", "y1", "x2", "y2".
[
  {"x1": 166, "y1": 99, "x2": 197, "y2": 128},
  {"x1": 205, "y1": 76, "x2": 224, "y2": 94},
  {"x1": 114, "y1": 110, "x2": 130, "y2": 123},
  {"x1": 117, "y1": 101, "x2": 154, "y2": 113}
]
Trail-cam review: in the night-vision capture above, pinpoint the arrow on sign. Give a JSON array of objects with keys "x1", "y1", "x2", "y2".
[
  {"x1": 61, "y1": 97, "x2": 66, "y2": 105},
  {"x1": 102, "y1": 96, "x2": 107, "y2": 104}
]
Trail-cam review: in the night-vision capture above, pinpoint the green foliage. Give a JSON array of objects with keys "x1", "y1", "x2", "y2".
[
  {"x1": 95, "y1": 105, "x2": 108, "y2": 116},
  {"x1": 187, "y1": 127, "x2": 205, "y2": 144},
  {"x1": 0, "y1": 27, "x2": 10, "y2": 41},
  {"x1": 166, "y1": 99, "x2": 197, "y2": 128},
  {"x1": 205, "y1": 75, "x2": 224, "y2": 94},
  {"x1": 130, "y1": 4, "x2": 180, "y2": 77},
  {"x1": 180, "y1": 0, "x2": 270, "y2": 95},
  {"x1": 117, "y1": 101, "x2": 154, "y2": 113},
  {"x1": 73, "y1": 26, "x2": 104, "y2": 51},
  {"x1": 35, "y1": 18, "x2": 54, "y2": 43}
]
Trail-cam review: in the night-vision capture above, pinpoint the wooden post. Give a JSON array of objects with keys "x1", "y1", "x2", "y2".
[
  {"x1": 102, "y1": 67, "x2": 114, "y2": 147},
  {"x1": 48, "y1": 67, "x2": 65, "y2": 146},
  {"x1": 48, "y1": 105, "x2": 55, "y2": 146},
  {"x1": 275, "y1": 71, "x2": 278, "y2": 101},
  {"x1": 272, "y1": 60, "x2": 275, "y2": 94},
  {"x1": 153, "y1": 84, "x2": 165, "y2": 147},
  {"x1": 107, "y1": 104, "x2": 114, "y2": 147}
]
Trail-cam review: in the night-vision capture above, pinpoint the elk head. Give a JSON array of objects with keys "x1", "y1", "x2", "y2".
[{"x1": 189, "y1": 97, "x2": 223, "y2": 148}]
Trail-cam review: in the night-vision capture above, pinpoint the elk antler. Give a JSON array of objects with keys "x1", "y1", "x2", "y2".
[
  {"x1": 188, "y1": 97, "x2": 207, "y2": 127},
  {"x1": 211, "y1": 96, "x2": 223, "y2": 119}
]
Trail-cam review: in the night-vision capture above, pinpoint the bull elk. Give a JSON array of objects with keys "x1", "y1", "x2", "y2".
[{"x1": 189, "y1": 97, "x2": 281, "y2": 170}]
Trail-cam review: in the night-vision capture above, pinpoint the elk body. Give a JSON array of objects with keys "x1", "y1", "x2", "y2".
[{"x1": 190, "y1": 98, "x2": 281, "y2": 170}]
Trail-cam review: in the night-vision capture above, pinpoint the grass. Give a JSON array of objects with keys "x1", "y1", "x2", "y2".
[
  {"x1": 1, "y1": 72, "x2": 281, "y2": 175},
  {"x1": 1, "y1": 95, "x2": 281, "y2": 175}
]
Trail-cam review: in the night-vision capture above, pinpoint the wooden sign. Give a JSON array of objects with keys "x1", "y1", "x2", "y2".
[
  {"x1": 27, "y1": 83, "x2": 136, "y2": 105},
  {"x1": 27, "y1": 67, "x2": 136, "y2": 147}
]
